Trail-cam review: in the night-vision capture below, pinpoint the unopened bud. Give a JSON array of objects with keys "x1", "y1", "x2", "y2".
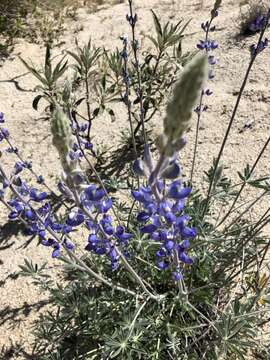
[
  {"x1": 51, "y1": 107, "x2": 71, "y2": 160},
  {"x1": 164, "y1": 54, "x2": 208, "y2": 143}
]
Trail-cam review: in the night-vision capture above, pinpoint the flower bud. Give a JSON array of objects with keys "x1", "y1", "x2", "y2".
[
  {"x1": 51, "y1": 107, "x2": 71, "y2": 159},
  {"x1": 164, "y1": 54, "x2": 208, "y2": 144}
]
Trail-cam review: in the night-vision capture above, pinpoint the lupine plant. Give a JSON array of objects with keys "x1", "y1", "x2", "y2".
[{"x1": 1, "y1": 0, "x2": 270, "y2": 359}]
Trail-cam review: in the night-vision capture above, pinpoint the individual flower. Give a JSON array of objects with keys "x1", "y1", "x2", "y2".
[
  {"x1": 66, "y1": 209, "x2": 85, "y2": 227},
  {"x1": 0, "y1": 127, "x2": 9, "y2": 140},
  {"x1": 29, "y1": 188, "x2": 48, "y2": 202},
  {"x1": 80, "y1": 185, "x2": 112, "y2": 214}
]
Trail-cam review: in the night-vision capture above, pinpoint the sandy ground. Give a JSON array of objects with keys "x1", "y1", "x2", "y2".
[{"x1": 0, "y1": 0, "x2": 270, "y2": 358}]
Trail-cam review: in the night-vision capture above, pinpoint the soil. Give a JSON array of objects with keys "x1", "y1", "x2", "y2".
[{"x1": 0, "y1": 0, "x2": 269, "y2": 358}]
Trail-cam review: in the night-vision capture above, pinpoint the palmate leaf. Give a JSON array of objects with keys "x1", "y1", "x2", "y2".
[
  {"x1": 150, "y1": 10, "x2": 191, "y2": 53},
  {"x1": 67, "y1": 39, "x2": 101, "y2": 78},
  {"x1": 19, "y1": 259, "x2": 47, "y2": 277},
  {"x1": 52, "y1": 58, "x2": 68, "y2": 83},
  {"x1": 20, "y1": 57, "x2": 48, "y2": 86},
  {"x1": 247, "y1": 177, "x2": 270, "y2": 190},
  {"x1": 66, "y1": 50, "x2": 83, "y2": 68}
]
